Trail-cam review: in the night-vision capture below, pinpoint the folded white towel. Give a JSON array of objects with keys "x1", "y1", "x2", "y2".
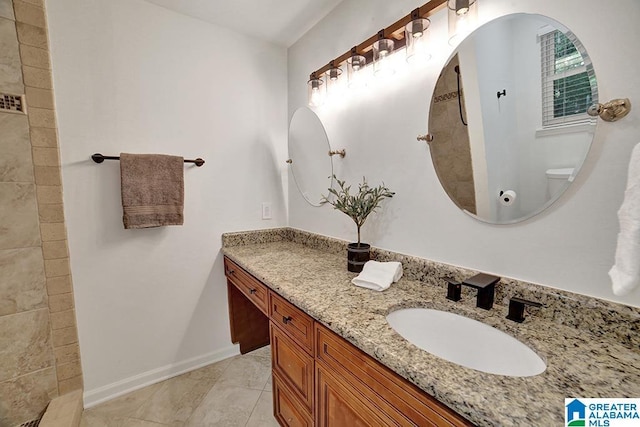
[
  {"x1": 352, "y1": 261, "x2": 403, "y2": 292},
  {"x1": 610, "y1": 143, "x2": 640, "y2": 296}
]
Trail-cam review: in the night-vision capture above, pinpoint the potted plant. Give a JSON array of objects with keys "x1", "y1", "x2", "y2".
[{"x1": 322, "y1": 175, "x2": 394, "y2": 272}]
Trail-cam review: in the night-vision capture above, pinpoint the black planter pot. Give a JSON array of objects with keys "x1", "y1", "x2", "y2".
[{"x1": 347, "y1": 243, "x2": 370, "y2": 273}]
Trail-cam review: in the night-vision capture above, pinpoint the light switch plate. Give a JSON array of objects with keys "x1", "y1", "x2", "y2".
[{"x1": 262, "y1": 202, "x2": 272, "y2": 220}]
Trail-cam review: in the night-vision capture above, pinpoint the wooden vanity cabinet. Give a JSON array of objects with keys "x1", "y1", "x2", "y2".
[
  {"x1": 225, "y1": 258, "x2": 269, "y2": 354},
  {"x1": 270, "y1": 321, "x2": 314, "y2": 411},
  {"x1": 316, "y1": 363, "x2": 396, "y2": 426},
  {"x1": 224, "y1": 256, "x2": 473, "y2": 427},
  {"x1": 225, "y1": 258, "x2": 269, "y2": 313},
  {"x1": 270, "y1": 292, "x2": 314, "y2": 354},
  {"x1": 273, "y1": 374, "x2": 315, "y2": 427},
  {"x1": 269, "y1": 300, "x2": 316, "y2": 425},
  {"x1": 315, "y1": 323, "x2": 472, "y2": 427}
]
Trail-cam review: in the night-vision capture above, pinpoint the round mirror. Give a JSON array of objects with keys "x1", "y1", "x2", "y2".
[
  {"x1": 288, "y1": 107, "x2": 333, "y2": 206},
  {"x1": 428, "y1": 13, "x2": 598, "y2": 224}
]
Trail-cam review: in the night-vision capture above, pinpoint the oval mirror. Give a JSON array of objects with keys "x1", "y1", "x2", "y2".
[
  {"x1": 428, "y1": 13, "x2": 598, "y2": 224},
  {"x1": 288, "y1": 107, "x2": 333, "y2": 206}
]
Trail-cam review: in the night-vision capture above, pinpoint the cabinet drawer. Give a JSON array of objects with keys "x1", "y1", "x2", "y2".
[
  {"x1": 224, "y1": 257, "x2": 268, "y2": 314},
  {"x1": 269, "y1": 292, "x2": 314, "y2": 354},
  {"x1": 273, "y1": 373, "x2": 314, "y2": 427},
  {"x1": 315, "y1": 324, "x2": 472, "y2": 427},
  {"x1": 271, "y1": 322, "x2": 314, "y2": 411}
]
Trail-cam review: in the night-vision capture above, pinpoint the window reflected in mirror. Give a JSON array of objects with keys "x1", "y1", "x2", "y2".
[{"x1": 428, "y1": 14, "x2": 598, "y2": 224}]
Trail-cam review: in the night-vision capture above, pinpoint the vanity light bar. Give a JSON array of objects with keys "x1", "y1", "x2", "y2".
[{"x1": 309, "y1": 0, "x2": 447, "y2": 81}]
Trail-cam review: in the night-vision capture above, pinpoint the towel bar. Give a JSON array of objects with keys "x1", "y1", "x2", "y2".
[{"x1": 91, "y1": 153, "x2": 205, "y2": 167}]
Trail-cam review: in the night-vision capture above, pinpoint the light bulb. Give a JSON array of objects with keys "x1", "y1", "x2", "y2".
[
  {"x1": 347, "y1": 54, "x2": 367, "y2": 89},
  {"x1": 405, "y1": 17, "x2": 431, "y2": 65},
  {"x1": 307, "y1": 75, "x2": 325, "y2": 107},
  {"x1": 448, "y1": 0, "x2": 477, "y2": 46},
  {"x1": 373, "y1": 38, "x2": 395, "y2": 78},
  {"x1": 310, "y1": 88, "x2": 321, "y2": 106},
  {"x1": 457, "y1": 14, "x2": 470, "y2": 32},
  {"x1": 325, "y1": 66, "x2": 345, "y2": 102}
]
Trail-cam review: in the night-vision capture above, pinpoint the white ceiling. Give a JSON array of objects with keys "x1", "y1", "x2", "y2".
[{"x1": 144, "y1": 0, "x2": 344, "y2": 47}]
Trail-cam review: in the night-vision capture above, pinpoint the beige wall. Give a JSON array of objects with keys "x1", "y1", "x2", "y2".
[{"x1": 0, "y1": 0, "x2": 81, "y2": 425}]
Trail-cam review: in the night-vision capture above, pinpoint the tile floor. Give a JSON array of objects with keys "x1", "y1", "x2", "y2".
[{"x1": 80, "y1": 346, "x2": 278, "y2": 426}]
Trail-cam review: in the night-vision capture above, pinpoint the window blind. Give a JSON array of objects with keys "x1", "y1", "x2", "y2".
[{"x1": 540, "y1": 30, "x2": 597, "y2": 127}]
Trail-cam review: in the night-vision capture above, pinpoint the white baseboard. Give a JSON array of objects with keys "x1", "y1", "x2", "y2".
[{"x1": 83, "y1": 345, "x2": 240, "y2": 408}]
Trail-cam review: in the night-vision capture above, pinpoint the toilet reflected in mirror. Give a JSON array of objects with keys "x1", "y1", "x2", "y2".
[
  {"x1": 545, "y1": 167, "x2": 574, "y2": 200},
  {"x1": 428, "y1": 13, "x2": 598, "y2": 224}
]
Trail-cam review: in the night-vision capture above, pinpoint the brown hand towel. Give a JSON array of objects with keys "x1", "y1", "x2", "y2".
[{"x1": 120, "y1": 153, "x2": 184, "y2": 229}]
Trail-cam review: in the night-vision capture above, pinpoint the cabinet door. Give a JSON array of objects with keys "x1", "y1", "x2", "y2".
[
  {"x1": 316, "y1": 323, "x2": 472, "y2": 427},
  {"x1": 316, "y1": 363, "x2": 392, "y2": 427},
  {"x1": 274, "y1": 374, "x2": 314, "y2": 427},
  {"x1": 271, "y1": 323, "x2": 314, "y2": 411}
]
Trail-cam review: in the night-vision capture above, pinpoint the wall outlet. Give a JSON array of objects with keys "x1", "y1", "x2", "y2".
[{"x1": 261, "y1": 202, "x2": 272, "y2": 220}]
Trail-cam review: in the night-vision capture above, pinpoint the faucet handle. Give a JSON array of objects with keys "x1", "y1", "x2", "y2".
[
  {"x1": 446, "y1": 279, "x2": 462, "y2": 302},
  {"x1": 506, "y1": 297, "x2": 543, "y2": 323}
]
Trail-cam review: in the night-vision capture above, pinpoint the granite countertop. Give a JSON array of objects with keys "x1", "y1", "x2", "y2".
[{"x1": 222, "y1": 234, "x2": 640, "y2": 426}]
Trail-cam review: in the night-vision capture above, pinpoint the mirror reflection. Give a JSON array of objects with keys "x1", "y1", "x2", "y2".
[
  {"x1": 428, "y1": 13, "x2": 598, "y2": 224},
  {"x1": 288, "y1": 107, "x2": 333, "y2": 206}
]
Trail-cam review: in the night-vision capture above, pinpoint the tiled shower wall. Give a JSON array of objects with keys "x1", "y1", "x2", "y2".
[
  {"x1": 0, "y1": 0, "x2": 82, "y2": 425},
  {"x1": 429, "y1": 54, "x2": 476, "y2": 214}
]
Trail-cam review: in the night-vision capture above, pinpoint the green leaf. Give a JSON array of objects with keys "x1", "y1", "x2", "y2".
[{"x1": 321, "y1": 175, "x2": 395, "y2": 244}]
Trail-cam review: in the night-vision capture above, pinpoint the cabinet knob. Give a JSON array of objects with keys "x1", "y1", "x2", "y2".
[
  {"x1": 249, "y1": 289, "x2": 257, "y2": 294},
  {"x1": 282, "y1": 316, "x2": 292, "y2": 324},
  {"x1": 227, "y1": 269, "x2": 235, "y2": 275}
]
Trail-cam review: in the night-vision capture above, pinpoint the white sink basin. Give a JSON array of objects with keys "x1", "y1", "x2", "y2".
[{"x1": 386, "y1": 308, "x2": 546, "y2": 377}]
